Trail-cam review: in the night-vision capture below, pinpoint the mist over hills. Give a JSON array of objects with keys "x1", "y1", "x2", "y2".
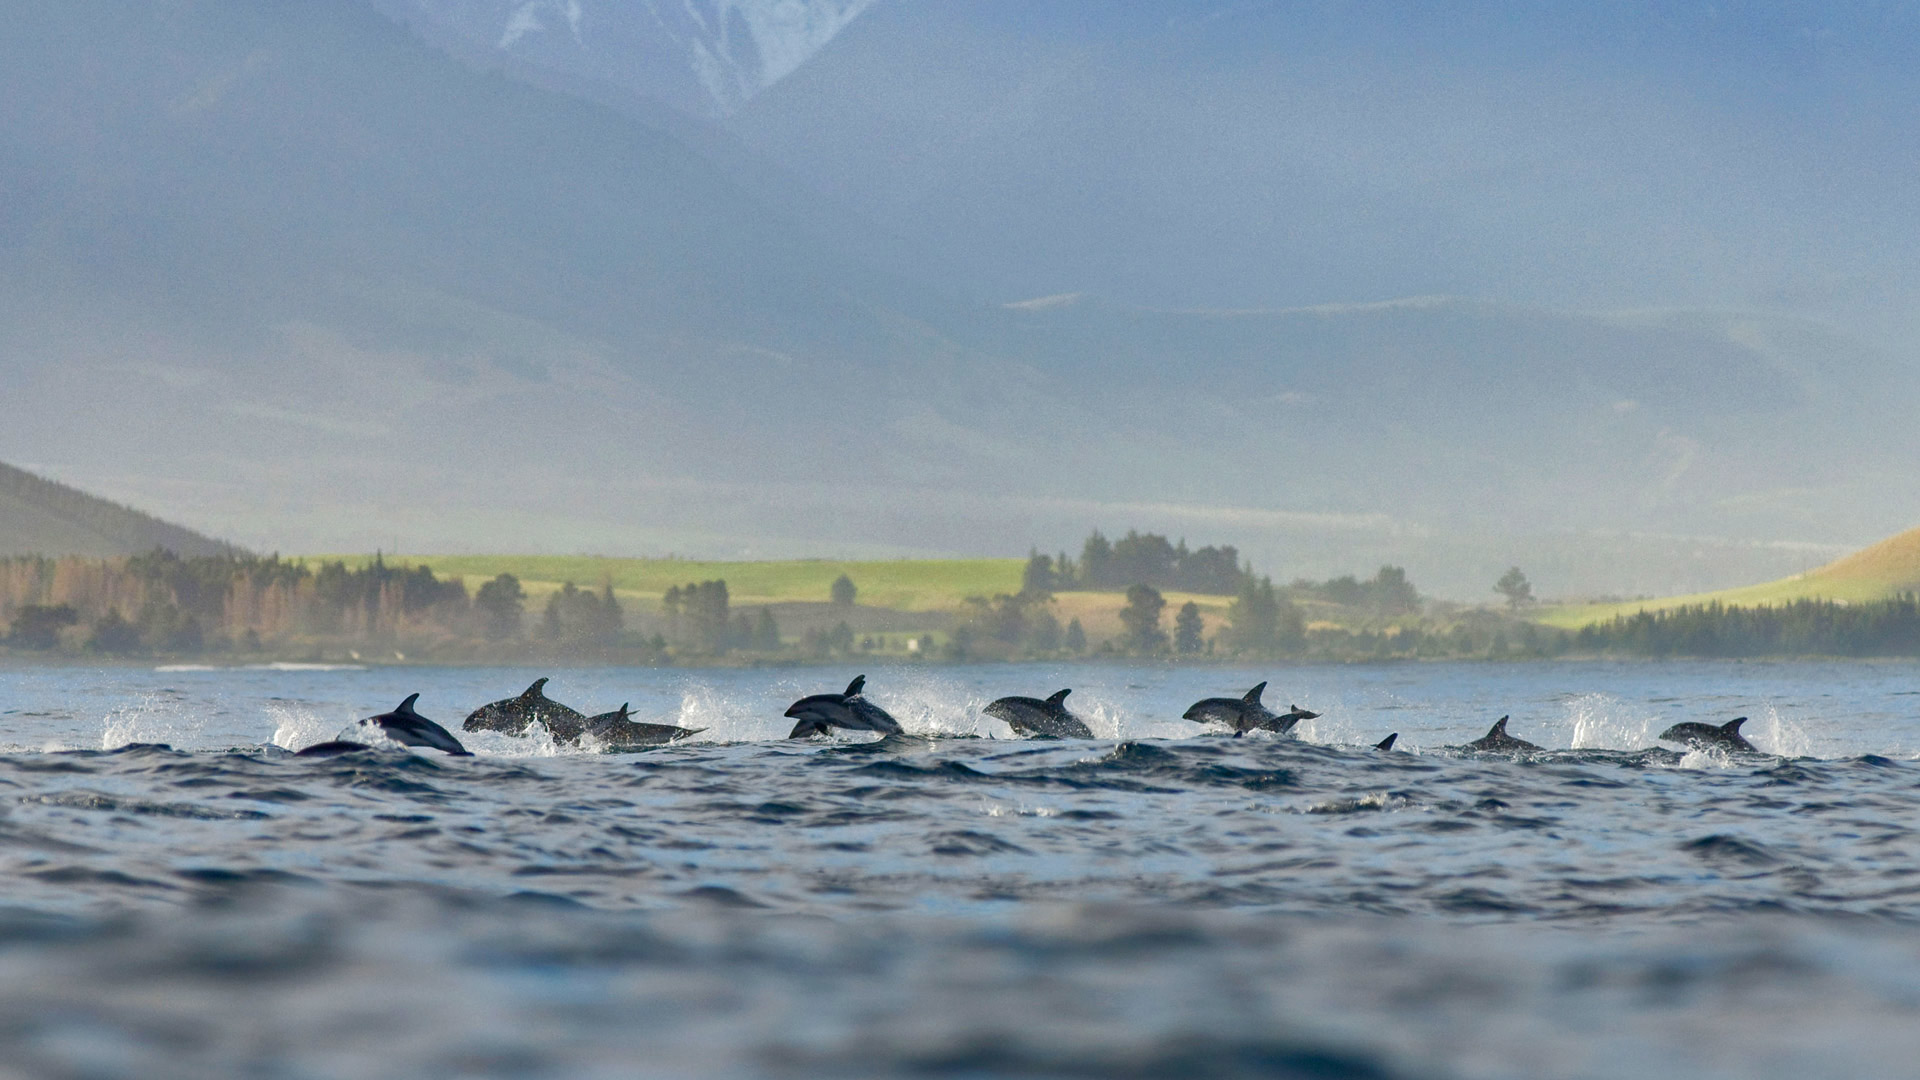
[{"x1": 1, "y1": 0, "x2": 1914, "y2": 598}]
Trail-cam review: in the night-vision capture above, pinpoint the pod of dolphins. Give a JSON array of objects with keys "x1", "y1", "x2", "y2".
[{"x1": 295, "y1": 674, "x2": 1766, "y2": 758}]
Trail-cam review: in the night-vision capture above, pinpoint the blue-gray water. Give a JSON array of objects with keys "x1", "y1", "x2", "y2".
[{"x1": 4, "y1": 661, "x2": 1920, "y2": 1078}]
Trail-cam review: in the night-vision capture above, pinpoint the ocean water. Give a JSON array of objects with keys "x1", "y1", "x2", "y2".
[{"x1": 3, "y1": 660, "x2": 1920, "y2": 1078}]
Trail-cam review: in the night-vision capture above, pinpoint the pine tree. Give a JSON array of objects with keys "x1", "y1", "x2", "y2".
[
  {"x1": 830, "y1": 574, "x2": 857, "y2": 607},
  {"x1": 1119, "y1": 584, "x2": 1168, "y2": 653},
  {"x1": 1495, "y1": 567, "x2": 1534, "y2": 610},
  {"x1": 1174, "y1": 601, "x2": 1205, "y2": 654}
]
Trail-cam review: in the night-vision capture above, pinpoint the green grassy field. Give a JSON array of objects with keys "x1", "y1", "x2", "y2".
[
  {"x1": 1536, "y1": 523, "x2": 1920, "y2": 629},
  {"x1": 297, "y1": 554, "x2": 1027, "y2": 612}
]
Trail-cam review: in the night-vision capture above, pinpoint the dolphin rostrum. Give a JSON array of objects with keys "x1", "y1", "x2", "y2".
[
  {"x1": 784, "y1": 675, "x2": 904, "y2": 738},
  {"x1": 582, "y1": 703, "x2": 704, "y2": 750},
  {"x1": 983, "y1": 689, "x2": 1094, "y2": 739},
  {"x1": 355, "y1": 694, "x2": 471, "y2": 756},
  {"x1": 1461, "y1": 716, "x2": 1541, "y2": 754},
  {"x1": 1181, "y1": 682, "x2": 1311, "y2": 737},
  {"x1": 1659, "y1": 717, "x2": 1759, "y2": 754},
  {"x1": 463, "y1": 677, "x2": 589, "y2": 742}
]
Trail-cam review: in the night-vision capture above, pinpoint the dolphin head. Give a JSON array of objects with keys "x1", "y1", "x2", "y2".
[
  {"x1": 785, "y1": 693, "x2": 853, "y2": 725},
  {"x1": 1183, "y1": 698, "x2": 1241, "y2": 724}
]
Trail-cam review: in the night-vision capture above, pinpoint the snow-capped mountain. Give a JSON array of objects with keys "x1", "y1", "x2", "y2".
[{"x1": 371, "y1": 0, "x2": 881, "y2": 116}]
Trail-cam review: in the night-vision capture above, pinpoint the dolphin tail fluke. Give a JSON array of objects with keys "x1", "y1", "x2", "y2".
[
  {"x1": 1243, "y1": 681, "x2": 1267, "y2": 704},
  {"x1": 1046, "y1": 689, "x2": 1071, "y2": 706},
  {"x1": 844, "y1": 675, "x2": 867, "y2": 697},
  {"x1": 1374, "y1": 733, "x2": 1398, "y2": 752},
  {"x1": 1723, "y1": 716, "x2": 1748, "y2": 733}
]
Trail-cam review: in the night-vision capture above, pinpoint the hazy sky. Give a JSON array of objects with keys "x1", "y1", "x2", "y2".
[
  {"x1": 5, "y1": 0, "x2": 1919, "y2": 598},
  {"x1": 735, "y1": 1, "x2": 1920, "y2": 341}
]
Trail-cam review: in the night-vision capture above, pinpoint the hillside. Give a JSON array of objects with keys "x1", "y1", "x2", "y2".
[
  {"x1": 1537, "y1": 523, "x2": 1920, "y2": 629},
  {"x1": 0, "y1": 462, "x2": 231, "y2": 558}
]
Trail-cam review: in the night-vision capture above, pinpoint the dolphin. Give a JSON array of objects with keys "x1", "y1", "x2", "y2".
[
  {"x1": 582, "y1": 703, "x2": 704, "y2": 750},
  {"x1": 1373, "y1": 733, "x2": 1399, "y2": 752},
  {"x1": 355, "y1": 694, "x2": 471, "y2": 756},
  {"x1": 1461, "y1": 716, "x2": 1541, "y2": 754},
  {"x1": 1659, "y1": 717, "x2": 1759, "y2": 754},
  {"x1": 293, "y1": 739, "x2": 378, "y2": 758},
  {"x1": 983, "y1": 689, "x2": 1094, "y2": 739},
  {"x1": 463, "y1": 677, "x2": 589, "y2": 742},
  {"x1": 784, "y1": 675, "x2": 904, "y2": 738},
  {"x1": 1181, "y1": 682, "x2": 1309, "y2": 736}
]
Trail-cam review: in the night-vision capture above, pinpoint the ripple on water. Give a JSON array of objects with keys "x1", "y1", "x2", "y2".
[{"x1": 2, "y1": 663, "x2": 1920, "y2": 1074}]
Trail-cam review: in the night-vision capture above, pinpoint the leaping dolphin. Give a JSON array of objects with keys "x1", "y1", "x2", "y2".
[
  {"x1": 784, "y1": 675, "x2": 904, "y2": 738},
  {"x1": 1659, "y1": 717, "x2": 1759, "y2": 754},
  {"x1": 983, "y1": 689, "x2": 1094, "y2": 739},
  {"x1": 463, "y1": 678, "x2": 589, "y2": 742},
  {"x1": 354, "y1": 694, "x2": 471, "y2": 756},
  {"x1": 1181, "y1": 682, "x2": 1311, "y2": 736},
  {"x1": 583, "y1": 703, "x2": 704, "y2": 750},
  {"x1": 1461, "y1": 716, "x2": 1541, "y2": 754}
]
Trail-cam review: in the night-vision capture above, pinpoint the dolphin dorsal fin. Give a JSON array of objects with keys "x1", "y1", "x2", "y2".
[
  {"x1": 1047, "y1": 689, "x2": 1071, "y2": 706},
  {"x1": 1489, "y1": 716, "x2": 1510, "y2": 737},
  {"x1": 844, "y1": 675, "x2": 866, "y2": 697},
  {"x1": 521, "y1": 678, "x2": 548, "y2": 700},
  {"x1": 1243, "y1": 681, "x2": 1267, "y2": 704},
  {"x1": 1723, "y1": 716, "x2": 1747, "y2": 733},
  {"x1": 398, "y1": 693, "x2": 421, "y2": 715},
  {"x1": 1375, "y1": 733, "x2": 1398, "y2": 752}
]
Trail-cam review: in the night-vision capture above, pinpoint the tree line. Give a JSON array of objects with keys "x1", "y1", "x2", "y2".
[
  {"x1": 1573, "y1": 597, "x2": 1920, "y2": 657},
  {"x1": 0, "y1": 551, "x2": 477, "y2": 655},
  {"x1": 1021, "y1": 531, "x2": 1252, "y2": 595}
]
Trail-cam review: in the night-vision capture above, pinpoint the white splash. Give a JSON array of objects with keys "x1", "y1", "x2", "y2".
[
  {"x1": 1750, "y1": 705, "x2": 1817, "y2": 759},
  {"x1": 102, "y1": 692, "x2": 202, "y2": 750},
  {"x1": 1563, "y1": 692, "x2": 1658, "y2": 751},
  {"x1": 268, "y1": 701, "x2": 367, "y2": 753},
  {"x1": 669, "y1": 682, "x2": 761, "y2": 741}
]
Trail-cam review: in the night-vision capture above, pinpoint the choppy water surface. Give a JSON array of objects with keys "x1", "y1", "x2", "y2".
[{"x1": 4, "y1": 661, "x2": 1920, "y2": 1078}]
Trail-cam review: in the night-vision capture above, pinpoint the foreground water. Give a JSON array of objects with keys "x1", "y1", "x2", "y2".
[{"x1": 3, "y1": 661, "x2": 1920, "y2": 1078}]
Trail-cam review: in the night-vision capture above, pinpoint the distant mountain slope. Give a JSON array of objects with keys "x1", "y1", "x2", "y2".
[
  {"x1": 1539, "y1": 523, "x2": 1920, "y2": 628},
  {"x1": 0, "y1": 463, "x2": 232, "y2": 558}
]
